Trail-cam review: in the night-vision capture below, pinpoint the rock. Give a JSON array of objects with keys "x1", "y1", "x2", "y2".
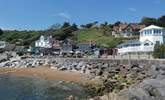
[
  {"x1": 67, "y1": 95, "x2": 75, "y2": 100},
  {"x1": 102, "y1": 63, "x2": 109, "y2": 69},
  {"x1": 59, "y1": 67, "x2": 67, "y2": 71},
  {"x1": 100, "y1": 95, "x2": 109, "y2": 100},
  {"x1": 116, "y1": 78, "x2": 165, "y2": 100},
  {"x1": 95, "y1": 69, "x2": 103, "y2": 76}
]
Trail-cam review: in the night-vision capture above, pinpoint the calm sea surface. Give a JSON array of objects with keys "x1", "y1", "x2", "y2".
[{"x1": 0, "y1": 74, "x2": 90, "y2": 100}]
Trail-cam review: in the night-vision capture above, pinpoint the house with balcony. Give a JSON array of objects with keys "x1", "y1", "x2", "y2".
[{"x1": 117, "y1": 25, "x2": 165, "y2": 55}]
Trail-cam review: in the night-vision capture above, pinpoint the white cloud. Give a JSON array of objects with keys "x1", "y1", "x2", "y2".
[
  {"x1": 128, "y1": 8, "x2": 137, "y2": 12},
  {"x1": 53, "y1": 12, "x2": 71, "y2": 19}
]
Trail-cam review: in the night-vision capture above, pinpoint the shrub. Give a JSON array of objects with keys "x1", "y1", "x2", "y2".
[{"x1": 153, "y1": 44, "x2": 165, "y2": 59}]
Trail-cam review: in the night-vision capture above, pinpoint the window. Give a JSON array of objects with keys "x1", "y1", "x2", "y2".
[
  {"x1": 159, "y1": 30, "x2": 161, "y2": 34},
  {"x1": 154, "y1": 29, "x2": 161, "y2": 35},
  {"x1": 144, "y1": 30, "x2": 146, "y2": 35},
  {"x1": 156, "y1": 30, "x2": 158, "y2": 34},
  {"x1": 154, "y1": 30, "x2": 156, "y2": 34},
  {"x1": 151, "y1": 30, "x2": 152, "y2": 34},
  {"x1": 146, "y1": 30, "x2": 148, "y2": 34},
  {"x1": 156, "y1": 41, "x2": 160, "y2": 44}
]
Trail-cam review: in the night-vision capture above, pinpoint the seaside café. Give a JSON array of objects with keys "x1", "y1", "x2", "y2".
[{"x1": 117, "y1": 25, "x2": 165, "y2": 55}]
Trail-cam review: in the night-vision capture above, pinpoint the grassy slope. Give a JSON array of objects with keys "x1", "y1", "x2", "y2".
[{"x1": 75, "y1": 28, "x2": 123, "y2": 48}]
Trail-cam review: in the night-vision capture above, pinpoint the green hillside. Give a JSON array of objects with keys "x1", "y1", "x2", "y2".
[{"x1": 75, "y1": 28, "x2": 123, "y2": 48}]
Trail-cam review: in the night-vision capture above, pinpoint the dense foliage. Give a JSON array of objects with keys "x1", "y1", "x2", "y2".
[
  {"x1": 0, "y1": 30, "x2": 41, "y2": 46},
  {"x1": 0, "y1": 28, "x2": 3, "y2": 36},
  {"x1": 153, "y1": 44, "x2": 165, "y2": 59},
  {"x1": 141, "y1": 15, "x2": 165, "y2": 27}
]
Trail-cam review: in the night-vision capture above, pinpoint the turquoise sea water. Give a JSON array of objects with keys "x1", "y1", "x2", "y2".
[{"x1": 0, "y1": 74, "x2": 90, "y2": 100}]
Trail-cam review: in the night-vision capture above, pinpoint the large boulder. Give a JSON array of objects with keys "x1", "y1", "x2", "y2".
[{"x1": 117, "y1": 78, "x2": 165, "y2": 100}]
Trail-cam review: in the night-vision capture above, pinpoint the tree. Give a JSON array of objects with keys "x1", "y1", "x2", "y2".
[
  {"x1": 100, "y1": 22, "x2": 112, "y2": 36},
  {"x1": 49, "y1": 23, "x2": 61, "y2": 30},
  {"x1": 100, "y1": 21, "x2": 108, "y2": 27},
  {"x1": 141, "y1": 17, "x2": 157, "y2": 26},
  {"x1": 61, "y1": 22, "x2": 71, "y2": 29},
  {"x1": 157, "y1": 15, "x2": 165, "y2": 27},
  {"x1": 153, "y1": 44, "x2": 165, "y2": 59},
  {"x1": 0, "y1": 28, "x2": 3, "y2": 36},
  {"x1": 80, "y1": 21, "x2": 98, "y2": 29},
  {"x1": 53, "y1": 22, "x2": 78, "y2": 40},
  {"x1": 114, "y1": 21, "x2": 121, "y2": 26},
  {"x1": 71, "y1": 23, "x2": 78, "y2": 31}
]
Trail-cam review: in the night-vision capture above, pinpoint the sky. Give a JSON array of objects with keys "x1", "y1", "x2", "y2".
[{"x1": 0, "y1": 0, "x2": 164, "y2": 30}]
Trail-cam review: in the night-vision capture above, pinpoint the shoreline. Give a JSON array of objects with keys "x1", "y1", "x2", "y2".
[{"x1": 0, "y1": 66, "x2": 90, "y2": 84}]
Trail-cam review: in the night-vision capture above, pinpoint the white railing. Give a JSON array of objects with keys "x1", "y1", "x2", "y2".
[{"x1": 118, "y1": 46, "x2": 154, "y2": 54}]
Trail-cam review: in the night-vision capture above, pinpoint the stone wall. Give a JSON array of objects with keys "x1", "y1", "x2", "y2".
[{"x1": 1, "y1": 57, "x2": 165, "y2": 70}]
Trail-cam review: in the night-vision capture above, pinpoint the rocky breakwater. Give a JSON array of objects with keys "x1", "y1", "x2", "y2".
[
  {"x1": 1, "y1": 57, "x2": 165, "y2": 100},
  {"x1": 0, "y1": 58, "x2": 51, "y2": 68},
  {"x1": 48, "y1": 59, "x2": 165, "y2": 100},
  {"x1": 89, "y1": 63, "x2": 165, "y2": 100}
]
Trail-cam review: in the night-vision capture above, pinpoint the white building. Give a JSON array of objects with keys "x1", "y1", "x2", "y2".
[
  {"x1": 140, "y1": 25, "x2": 165, "y2": 44},
  {"x1": 0, "y1": 41, "x2": 7, "y2": 49},
  {"x1": 35, "y1": 35, "x2": 53, "y2": 48},
  {"x1": 117, "y1": 25, "x2": 165, "y2": 54}
]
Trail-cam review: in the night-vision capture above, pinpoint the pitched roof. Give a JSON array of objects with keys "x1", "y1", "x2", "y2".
[{"x1": 140, "y1": 25, "x2": 164, "y2": 32}]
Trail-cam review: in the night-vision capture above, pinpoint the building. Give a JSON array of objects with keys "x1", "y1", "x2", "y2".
[
  {"x1": 4, "y1": 44, "x2": 16, "y2": 51},
  {"x1": 77, "y1": 42, "x2": 96, "y2": 53},
  {"x1": 35, "y1": 35, "x2": 53, "y2": 48},
  {"x1": 61, "y1": 39, "x2": 73, "y2": 53},
  {"x1": 0, "y1": 41, "x2": 7, "y2": 49},
  {"x1": 113, "y1": 23, "x2": 145, "y2": 37},
  {"x1": 120, "y1": 24, "x2": 145, "y2": 37},
  {"x1": 52, "y1": 40, "x2": 61, "y2": 55},
  {"x1": 140, "y1": 25, "x2": 165, "y2": 44},
  {"x1": 117, "y1": 25, "x2": 165, "y2": 55}
]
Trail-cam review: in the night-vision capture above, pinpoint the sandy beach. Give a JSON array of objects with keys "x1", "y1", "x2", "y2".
[{"x1": 0, "y1": 66, "x2": 89, "y2": 84}]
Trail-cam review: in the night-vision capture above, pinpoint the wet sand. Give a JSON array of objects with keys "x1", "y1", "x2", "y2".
[{"x1": 0, "y1": 66, "x2": 89, "y2": 84}]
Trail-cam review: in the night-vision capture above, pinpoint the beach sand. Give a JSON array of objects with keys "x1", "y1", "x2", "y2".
[{"x1": 0, "y1": 66, "x2": 89, "y2": 84}]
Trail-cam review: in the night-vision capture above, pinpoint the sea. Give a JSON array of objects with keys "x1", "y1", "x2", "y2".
[{"x1": 0, "y1": 74, "x2": 91, "y2": 100}]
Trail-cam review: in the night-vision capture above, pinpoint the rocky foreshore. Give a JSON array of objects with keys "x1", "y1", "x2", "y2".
[{"x1": 1, "y1": 53, "x2": 165, "y2": 100}]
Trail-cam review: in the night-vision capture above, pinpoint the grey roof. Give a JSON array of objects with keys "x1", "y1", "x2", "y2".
[
  {"x1": 14, "y1": 46, "x2": 25, "y2": 52},
  {"x1": 117, "y1": 40, "x2": 141, "y2": 48},
  {"x1": 4, "y1": 44, "x2": 16, "y2": 51}
]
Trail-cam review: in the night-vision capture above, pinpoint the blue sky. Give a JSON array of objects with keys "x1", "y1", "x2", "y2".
[{"x1": 0, "y1": 0, "x2": 164, "y2": 30}]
